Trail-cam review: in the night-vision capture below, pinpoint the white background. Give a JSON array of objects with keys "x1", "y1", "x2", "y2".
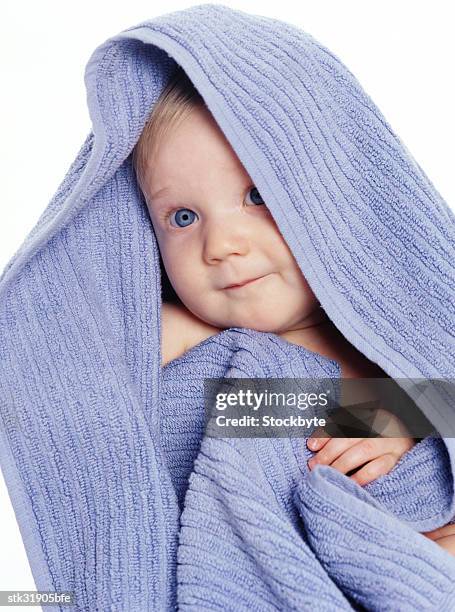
[{"x1": 1, "y1": 0, "x2": 454, "y2": 602}]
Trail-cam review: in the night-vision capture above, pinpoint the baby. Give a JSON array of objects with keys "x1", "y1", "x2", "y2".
[{"x1": 132, "y1": 65, "x2": 455, "y2": 553}]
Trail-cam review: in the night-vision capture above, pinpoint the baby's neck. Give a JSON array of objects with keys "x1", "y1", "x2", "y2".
[
  {"x1": 278, "y1": 309, "x2": 343, "y2": 362},
  {"x1": 279, "y1": 309, "x2": 386, "y2": 379},
  {"x1": 279, "y1": 308, "x2": 333, "y2": 345}
]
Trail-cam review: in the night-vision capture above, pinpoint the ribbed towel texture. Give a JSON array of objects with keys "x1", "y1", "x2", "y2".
[
  {"x1": 165, "y1": 329, "x2": 455, "y2": 611},
  {"x1": 1, "y1": 4, "x2": 455, "y2": 610}
]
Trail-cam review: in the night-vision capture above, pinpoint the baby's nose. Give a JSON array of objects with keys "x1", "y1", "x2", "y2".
[{"x1": 202, "y1": 220, "x2": 250, "y2": 264}]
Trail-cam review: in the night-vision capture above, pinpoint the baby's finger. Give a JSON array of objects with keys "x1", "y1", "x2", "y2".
[
  {"x1": 306, "y1": 435, "x2": 330, "y2": 452},
  {"x1": 350, "y1": 453, "x2": 397, "y2": 486},
  {"x1": 308, "y1": 437, "x2": 358, "y2": 469},
  {"x1": 431, "y1": 535, "x2": 455, "y2": 556},
  {"x1": 329, "y1": 439, "x2": 386, "y2": 475},
  {"x1": 423, "y1": 524, "x2": 455, "y2": 542}
]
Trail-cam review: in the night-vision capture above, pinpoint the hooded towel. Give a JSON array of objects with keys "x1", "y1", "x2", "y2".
[{"x1": 1, "y1": 4, "x2": 455, "y2": 610}]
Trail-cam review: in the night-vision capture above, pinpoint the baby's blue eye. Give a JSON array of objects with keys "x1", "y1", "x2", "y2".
[
  {"x1": 168, "y1": 186, "x2": 264, "y2": 228},
  {"x1": 245, "y1": 186, "x2": 265, "y2": 206},
  {"x1": 169, "y1": 208, "x2": 198, "y2": 228}
]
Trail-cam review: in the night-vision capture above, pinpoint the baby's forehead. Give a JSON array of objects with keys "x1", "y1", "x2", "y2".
[{"x1": 143, "y1": 156, "x2": 254, "y2": 201}]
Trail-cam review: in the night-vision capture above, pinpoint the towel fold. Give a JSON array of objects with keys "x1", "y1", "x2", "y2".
[{"x1": 297, "y1": 465, "x2": 455, "y2": 611}]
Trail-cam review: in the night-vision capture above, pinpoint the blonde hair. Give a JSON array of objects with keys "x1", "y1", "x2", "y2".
[
  {"x1": 132, "y1": 64, "x2": 206, "y2": 202},
  {"x1": 132, "y1": 65, "x2": 206, "y2": 303}
]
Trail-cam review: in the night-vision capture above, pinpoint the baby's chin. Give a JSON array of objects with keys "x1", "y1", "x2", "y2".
[
  {"x1": 201, "y1": 310, "x2": 302, "y2": 335},
  {"x1": 183, "y1": 291, "x2": 319, "y2": 333}
]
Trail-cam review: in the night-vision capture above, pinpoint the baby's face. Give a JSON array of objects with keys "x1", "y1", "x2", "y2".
[{"x1": 142, "y1": 104, "x2": 319, "y2": 334}]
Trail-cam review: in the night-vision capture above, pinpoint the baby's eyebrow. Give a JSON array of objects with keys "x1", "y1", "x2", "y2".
[
  {"x1": 149, "y1": 180, "x2": 252, "y2": 206},
  {"x1": 150, "y1": 186, "x2": 171, "y2": 200}
]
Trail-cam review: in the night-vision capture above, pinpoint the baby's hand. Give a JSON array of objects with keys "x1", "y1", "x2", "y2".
[
  {"x1": 307, "y1": 434, "x2": 416, "y2": 486},
  {"x1": 422, "y1": 524, "x2": 455, "y2": 556}
]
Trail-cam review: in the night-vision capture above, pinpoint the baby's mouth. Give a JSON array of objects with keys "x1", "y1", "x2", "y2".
[{"x1": 223, "y1": 274, "x2": 270, "y2": 290}]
